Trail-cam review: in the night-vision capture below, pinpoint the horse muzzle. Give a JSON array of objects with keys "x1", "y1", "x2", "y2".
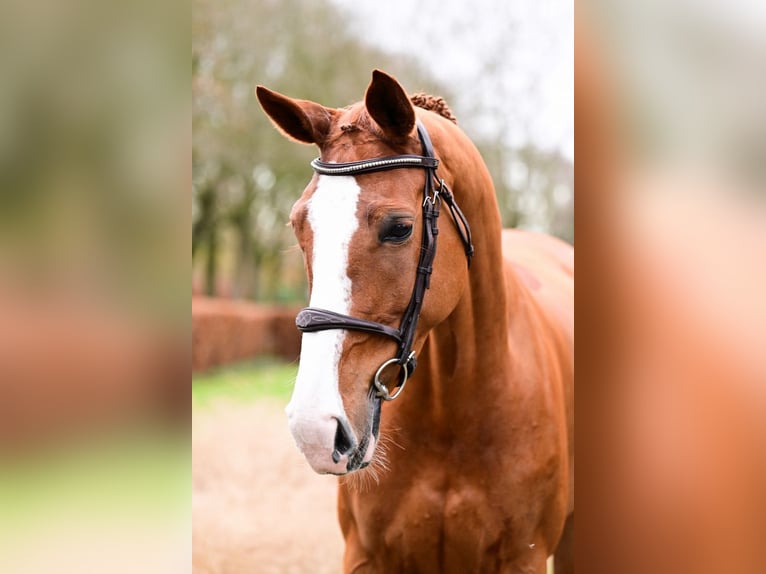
[{"x1": 285, "y1": 408, "x2": 378, "y2": 475}]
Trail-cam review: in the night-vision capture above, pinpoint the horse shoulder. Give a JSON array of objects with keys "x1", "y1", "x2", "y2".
[{"x1": 500, "y1": 228, "x2": 575, "y2": 518}]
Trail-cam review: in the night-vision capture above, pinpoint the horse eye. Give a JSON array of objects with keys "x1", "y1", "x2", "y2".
[{"x1": 380, "y1": 222, "x2": 413, "y2": 243}]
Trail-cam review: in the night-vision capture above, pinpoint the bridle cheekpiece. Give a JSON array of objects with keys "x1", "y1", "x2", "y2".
[{"x1": 296, "y1": 120, "x2": 474, "y2": 401}]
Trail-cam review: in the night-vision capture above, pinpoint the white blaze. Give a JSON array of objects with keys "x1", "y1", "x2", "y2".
[{"x1": 286, "y1": 175, "x2": 361, "y2": 472}]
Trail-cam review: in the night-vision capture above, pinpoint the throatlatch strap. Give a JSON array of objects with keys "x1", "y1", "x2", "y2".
[{"x1": 438, "y1": 185, "x2": 474, "y2": 264}]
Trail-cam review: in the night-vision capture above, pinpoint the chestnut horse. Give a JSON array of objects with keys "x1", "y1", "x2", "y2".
[{"x1": 256, "y1": 70, "x2": 573, "y2": 573}]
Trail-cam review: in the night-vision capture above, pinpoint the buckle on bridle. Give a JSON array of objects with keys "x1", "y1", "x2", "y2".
[
  {"x1": 423, "y1": 186, "x2": 440, "y2": 207},
  {"x1": 373, "y1": 351, "x2": 416, "y2": 401}
]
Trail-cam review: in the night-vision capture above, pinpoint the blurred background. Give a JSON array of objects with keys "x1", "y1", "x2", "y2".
[
  {"x1": 0, "y1": 0, "x2": 188, "y2": 572},
  {"x1": 577, "y1": 1, "x2": 766, "y2": 572}
]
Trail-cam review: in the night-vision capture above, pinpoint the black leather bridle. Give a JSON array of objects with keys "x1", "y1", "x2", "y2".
[{"x1": 295, "y1": 120, "x2": 474, "y2": 401}]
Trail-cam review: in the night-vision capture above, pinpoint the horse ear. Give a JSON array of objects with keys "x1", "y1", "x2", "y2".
[
  {"x1": 365, "y1": 70, "x2": 416, "y2": 141},
  {"x1": 255, "y1": 86, "x2": 335, "y2": 145}
]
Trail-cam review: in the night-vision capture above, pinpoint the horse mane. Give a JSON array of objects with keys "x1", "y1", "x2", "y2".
[{"x1": 410, "y1": 93, "x2": 458, "y2": 124}]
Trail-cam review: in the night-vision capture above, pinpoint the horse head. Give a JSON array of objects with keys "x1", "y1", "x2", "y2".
[{"x1": 257, "y1": 70, "x2": 472, "y2": 475}]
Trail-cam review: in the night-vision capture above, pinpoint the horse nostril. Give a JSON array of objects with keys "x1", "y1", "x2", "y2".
[{"x1": 332, "y1": 418, "x2": 355, "y2": 463}]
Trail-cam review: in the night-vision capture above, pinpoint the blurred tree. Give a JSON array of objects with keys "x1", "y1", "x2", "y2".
[
  {"x1": 481, "y1": 142, "x2": 573, "y2": 243},
  {"x1": 330, "y1": 0, "x2": 574, "y2": 243},
  {"x1": 193, "y1": 0, "x2": 573, "y2": 301},
  {"x1": 192, "y1": 0, "x2": 452, "y2": 301}
]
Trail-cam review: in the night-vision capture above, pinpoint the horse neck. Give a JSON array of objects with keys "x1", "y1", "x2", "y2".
[
  {"x1": 403, "y1": 145, "x2": 521, "y2": 424},
  {"x1": 431, "y1": 194, "x2": 511, "y2": 387}
]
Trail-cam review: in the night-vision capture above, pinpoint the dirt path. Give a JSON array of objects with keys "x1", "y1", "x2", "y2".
[{"x1": 193, "y1": 399, "x2": 343, "y2": 573}]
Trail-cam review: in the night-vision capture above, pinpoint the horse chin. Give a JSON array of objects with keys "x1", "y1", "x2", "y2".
[
  {"x1": 330, "y1": 393, "x2": 381, "y2": 475},
  {"x1": 339, "y1": 392, "x2": 381, "y2": 474},
  {"x1": 344, "y1": 432, "x2": 377, "y2": 473}
]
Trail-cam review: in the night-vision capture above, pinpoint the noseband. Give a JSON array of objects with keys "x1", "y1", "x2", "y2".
[{"x1": 296, "y1": 120, "x2": 474, "y2": 401}]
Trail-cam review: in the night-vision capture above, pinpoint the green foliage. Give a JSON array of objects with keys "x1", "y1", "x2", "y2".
[
  {"x1": 192, "y1": 0, "x2": 451, "y2": 301},
  {"x1": 192, "y1": 357, "x2": 298, "y2": 407},
  {"x1": 0, "y1": 424, "x2": 188, "y2": 528}
]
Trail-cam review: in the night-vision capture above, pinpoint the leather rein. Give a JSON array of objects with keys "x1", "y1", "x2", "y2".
[{"x1": 295, "y1": 120, "x2": 474, "y2": 401}]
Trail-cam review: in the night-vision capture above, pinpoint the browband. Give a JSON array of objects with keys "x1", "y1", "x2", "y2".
[{"x1": 311, "y1": 155, "x2": 439, "y2": 175}]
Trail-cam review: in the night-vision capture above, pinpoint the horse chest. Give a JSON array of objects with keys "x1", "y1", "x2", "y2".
[{"x1": 344, "y1": 478, "x2": 536, "y2": 571}]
